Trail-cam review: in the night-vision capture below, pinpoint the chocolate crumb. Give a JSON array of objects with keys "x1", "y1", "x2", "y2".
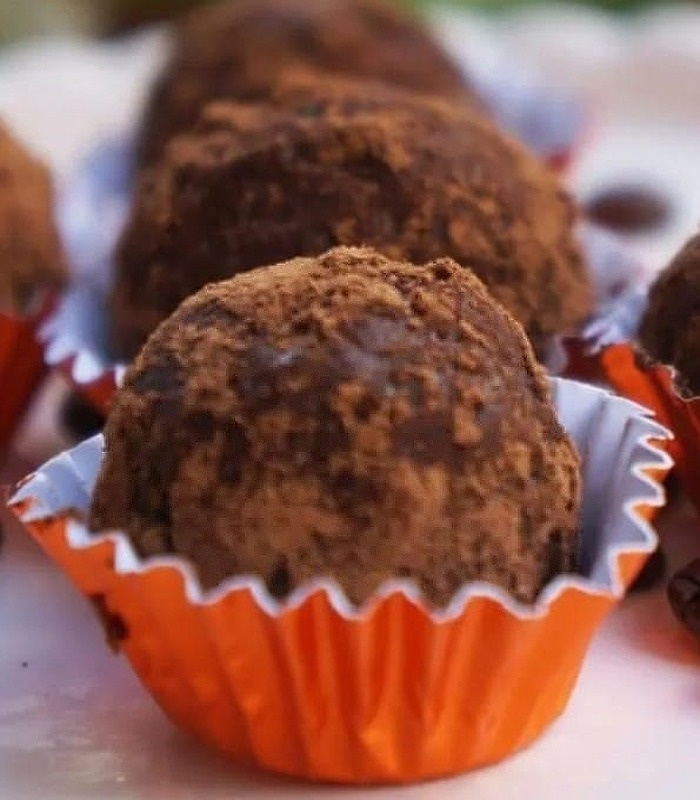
[
  {"x1": 586, "y1": 185, "x2": 671, "y2": 235},
  {"x1": 89, "y1": 593, "x2": 129, "y2": 651}
]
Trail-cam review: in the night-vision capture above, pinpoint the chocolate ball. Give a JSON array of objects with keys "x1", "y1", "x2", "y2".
[
  {"x1": 113, "y1": 73, "x2": 591, "y2": 360},
  {"x1": 137, "y1": 0, "x2": 477, "y2": 167},
  {"x1": 92, "y1": 247, "x2": 581, "y2": 608},
  {"x1": 639, "y1": 233, "x2": 700, "y2": 396},
  {"x1": 0, "y1": 123, "x2": 65, "y2": 314}
]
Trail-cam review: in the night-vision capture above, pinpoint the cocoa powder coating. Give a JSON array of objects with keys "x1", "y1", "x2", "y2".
[
  {"x1": 113, "y1": 73, "x2": 591, "y2": 360},
  {"x1": 640, "y1": 233, "x2": 700, "y2": 396},
  {"x1": 92, "y1": 247, "x2": 582, "y2": 608},
  {"x1": 137, "y1": 0, "x2": 477, "y2": 166},
  {"x1": 0, "y1": 123, "x2": 65, "y2": 313}
]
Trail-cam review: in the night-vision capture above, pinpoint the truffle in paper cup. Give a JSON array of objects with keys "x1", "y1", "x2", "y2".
[
  {"x1": 579, "y1": 286, "x2": 699, "y2": 506},
  {"x1": 48, "y1": 129, "x2": 629, "y2": 417},
  {"x1": 596, "y1": 342, "x2": 699, "y2": 510},
  {"x1": 10, "y1": 377, "x2": 670, "y2": 784}
]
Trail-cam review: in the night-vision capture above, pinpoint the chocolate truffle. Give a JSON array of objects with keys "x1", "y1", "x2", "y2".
[
  {"x1": 113, "y1": 73, "x2": 591, "y2": 360},
  {"x1": 639, "y1": 233, "x2": 700, "y2": 396},
  {"x1": 92, "y1": 247, "x2": 581, "y2": 608},
  {"x1": 137, "y1": 0, "x2": 476, "y2": 167},
  {"x1": 0, "y1": 123, "x2": 65, "y2": 314}
]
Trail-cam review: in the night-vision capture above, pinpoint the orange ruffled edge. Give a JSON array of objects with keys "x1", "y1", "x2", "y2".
[
  {"x1": 14, "y1": 504, "x2": 660, "y2": 785},
  {"x1": 0, "y1": 299, "x2": 53, "y2": 452},
  {"x1": 590, "y1": 342, "x2": 700, "y2": 510}
]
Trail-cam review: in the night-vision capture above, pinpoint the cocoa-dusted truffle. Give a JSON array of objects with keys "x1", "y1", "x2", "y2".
[
  {"x1": 113, "y1": 73, "x2": 591, "y2": 360},
  {"x1": 639, "y1": 233, "x2": 700, "y2": 396},
  {"x1": 0, "y1": 123, "x2": 65, "y2": 313},
  {"x1": 137, "y1": 0, "x2": 477, "y2": 167},
  {"x1": 92, "y1": 247, "x2": 581, "y2": 607}
]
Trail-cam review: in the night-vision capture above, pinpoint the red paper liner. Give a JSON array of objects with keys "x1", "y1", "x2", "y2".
[
  {"x1": 0, "y1": 300, "x2": 53, "y2": 453},
  {"x1": 594, "y1": 342, "x2": 698, "y2": 508}
]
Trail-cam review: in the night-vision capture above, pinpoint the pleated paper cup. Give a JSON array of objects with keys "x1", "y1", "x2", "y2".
[
  {"x1": 0, "y1": 295, "x2": 55, "y2": 453},
  {"x1": 9, "y1": 377, "x2": 670, "y2": 784},
  {"x1": 577, "y1": 286, "x2": 698, "y2": 506},
  {"x1": 43, "y1": 137, "x2": 133, "y2": 415},
  {"x1": 596, "y1": 344, "x2": 700, "y2": 510}
]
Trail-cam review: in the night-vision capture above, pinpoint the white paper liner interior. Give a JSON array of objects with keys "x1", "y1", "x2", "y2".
[{"x1": 11, "y1": 377, "x2": 671, "y2": 623}]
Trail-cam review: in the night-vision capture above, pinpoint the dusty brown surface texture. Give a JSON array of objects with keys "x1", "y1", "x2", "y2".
[
  {"x1": 640, "y1": 232, "x2": 700, "y2": 396},
  {"x1": 136, "y1": 0, "x2": 478, "y2": 166},
  {"x1": 114, "y1": 72, "x2": 591, "y2": 359},
  {"x1": 0, "y1": 123, "x2": 65, "y2": 314},
  {"x1": 94, "y1": 247, "x2": 581, "y2": 608}
]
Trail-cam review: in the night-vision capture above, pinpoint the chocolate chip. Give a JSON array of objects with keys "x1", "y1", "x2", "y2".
[
  {"x1": 668, "y1": 559, "x2": 700, "y2": 637},
  {"x1": 629, "y1": 546, "x2": 667, "y2": 593},
  {"x1": 586, "y1": 185, "x2": 671, "y2": 234},
  {"x1": 89, "y1": 593, "x2": 129, "y2": 651}
]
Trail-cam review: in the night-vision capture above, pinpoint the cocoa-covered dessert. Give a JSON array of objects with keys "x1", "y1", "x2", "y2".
[
  {"x1": 137, "y1": 0, "x2": 477, "y2": 166},
  {"x1": 0, "y1": 123, "x2": 65, "y2": 314},
  {"x1": 92, "y1": 247, "x2": 581, "y2": 607},
  {"x1": 639, "y1": 233, "x2": 700, "y2": 396},
  {"x1": 113, "y1": 73, "x2": 591, "y2": 360}
]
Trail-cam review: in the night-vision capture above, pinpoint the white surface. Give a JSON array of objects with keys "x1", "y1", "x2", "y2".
[
  {"x1": 434, "y1": 4, "x2": 700, "y2": 278},
  {"x1": 2, "y1": 3, "x2": 700, "y2": 798}
]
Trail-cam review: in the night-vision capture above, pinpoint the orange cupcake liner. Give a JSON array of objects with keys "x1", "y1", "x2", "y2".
[
  {"x1": 9, "y1": 379, "x2": 671, "y2": 783},
  {"x1": 591, "y1": 341, "x2": 700, "y2": 510},
  {"x1": 0, "y1": 298, "x2": 54, "y2": 454}
]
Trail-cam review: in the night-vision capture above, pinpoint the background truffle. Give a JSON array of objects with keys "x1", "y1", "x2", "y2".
[
  {"x1": 113, "y1": 73, "x2": 591, "y2": 360},
  {"x1": 0, "y1": 122, "x2": 65, "y2": 314},
  {"x1": 136, "y1": 0, "x2": 478, "y2": 166},
  {"x1": 639, "y1": 233, "x2": 700, "y2": 396},
  {"x1": 92, "y1": 247, "x2": 582, "y2": 608}
]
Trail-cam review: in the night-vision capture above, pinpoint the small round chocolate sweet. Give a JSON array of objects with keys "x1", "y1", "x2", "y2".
[
  {"x1": 639, "y1": 233, "x2": 700, "y2": 396},
  {"x1": 91, "y1": 247, "x2": 581, "y2": 608},
  {"x1": 137, "y1": 0, "x2": 477, "y2": 167},
  {"x1": 586, "y1": 184, "x2": 671, "y2": 235},
  {"x1": 113, "y1": 73, "x2": 591, "y2": 360},
  {"x1": 0, "y1": 123, "x2": 65, "y2": 313}
]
